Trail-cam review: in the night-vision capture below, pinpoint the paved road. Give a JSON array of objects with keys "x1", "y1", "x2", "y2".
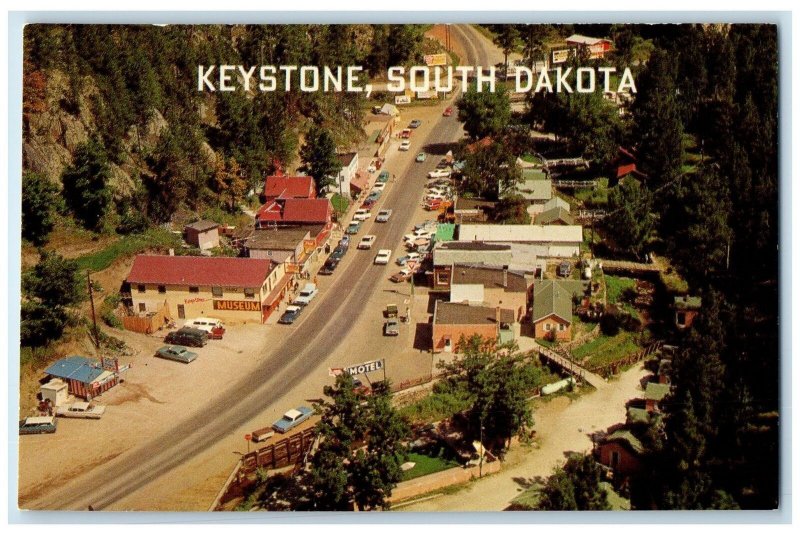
[{"x1": 27, "y1": 24, "x2": 494, "y2": 511}]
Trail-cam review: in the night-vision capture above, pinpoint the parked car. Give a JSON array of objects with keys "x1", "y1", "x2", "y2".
[
  {"x1": 184, "y1": 317, "x2": 225, "y2": 339},
  {"x1": 293, "y1": 283, "x2": 319, "y2": 306},
  {"x1": 353, "y1": 209, "x2": 372, "y2": 221},
  {"x1": 415, "y1": 220, "x2": 438, "y2": 231},
  {"x1": 366, "y1": 191, "x2": 381, "y2": 203},
  {"x1": 156, "y1": 345, "x2": 199, "y2": 364},
  {"x1": 409, "y1": 119, "x2": 422, "y2": 128},
  {"x1": 19, "y1": 416, "x2": 57, "y2": 435},
  {"x1": 358, "y1": 235, "x2": 377, "y2": 249},
  {"x1": 416, "y1": 152, "x2": 427, "y2": 162},
  {"x1": 390, "y1": 269, "x2": 414, "y2": 283},
  {"x1": 164, "y1": 327, "x2": 208, "y2": 348},
  {"x1": 272, "y1": 406, "x2": 314, "y2": 433},
  {"x1": 278, "y1": 305, "x2": 303, "y2": 325},
  {"x1": 443, "y1": 106, "x2": 453, "y2": 117},
  {"x1": 558, "y1": 261, "x2": 573, "y2": 277},
  {"x1": 339, "y1": 236, "x2": 351, "y2": 248},
  {"x1": 427, "y1": 168, "x2": 451, "y2": 179},
  {"x1": 377, "y1": 170, "x2": 390, "y2": 183},
  {"x1": 376, "y1": 209, "x2": 393, "y2": 222},
  {"x1": 319, "y1": 257, "x2": 340, "y2": 275},
  {"x1": 361, "y1": 198, "x2": 377, "y2": 209},
  {"x1": 400, "y1": 128, "x2": 412, "y2": 138},
  {"x1": 346, "y1": 221, "x2": 362, "y2": 235},
  {"x1": 330, "y1": 245, "x2": 347, "y2": 260},
  {"x1": 424, "y1": 198, "x2": 443, "y2": 211},
  {"x1": 399, "y1": 140, "x2": 411, "y2": 151},
  {"x1": 251, "y1": 427, "x2": 275, "y2": 443},
  {"x1": 374, "y1": 249, "x2": 392, "y2": 265},
  {"x1": 384, "y1": 320, "x2": 400, "y2": 336},
  {"x1": 372, "y1": 182, "x2": 386, "y2": 193},
  {"x1": 56, "y1": 401, "x2": 106, "y2": 419},
  {"x1": 396, "y1": 252, "x2": 421, "y2": 266}
]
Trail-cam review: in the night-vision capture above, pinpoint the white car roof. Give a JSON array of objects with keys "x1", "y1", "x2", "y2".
[
  {"x1": 378, "y1": 249, "x2": 392, "y2": 255},
  {"x1": 286, "y1": 305, "x2": 301, "y2": 312},
  {"x1": 284, "y1": 408, "x2": 302, "y2": 420},
  {"x1": 71, "y1": 401, "x2": 91, "y2": 411},
  {"x1": 362, "y1": 235, "x2": 376, "y2": 240},
  {"x1": 25, "y1": 416, "x2": 55, "y2": 425}
]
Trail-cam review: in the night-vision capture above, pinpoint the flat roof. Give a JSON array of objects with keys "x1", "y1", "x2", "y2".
[
  {"x1": 452, "y1": 264, "x2": 527, "y2": 293},
  {"x1": 459, "y1": 224, "x2": 583, "y2": 244},
  {"x1": 185, "y1": 220, "x2": 219, "y2": 232},
  {"x1": 245, "y1": 227, "x2": 319, "y2": 250},
  {"x1": 434, "y1": 301, "x2": 514, "y2": 325}
]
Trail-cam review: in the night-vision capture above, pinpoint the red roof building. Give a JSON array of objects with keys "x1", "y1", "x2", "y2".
[
  {"x1": 127, "y1": 255, "x2": 274, "y2": 288},
  {"x1": 264, "y1": 175, "x2": 317, "y2": 202},
  {"x1": 256, "y1": 198, "x2": 332, "y2": 228}
]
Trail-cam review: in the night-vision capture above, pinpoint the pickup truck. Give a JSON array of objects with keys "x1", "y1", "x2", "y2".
[
  {"x1": 293, "y1": 283, "x2": 318, "y2": 306},
  {"x1": 272, "y1": 406, "x2": 314, "y2": 433}
]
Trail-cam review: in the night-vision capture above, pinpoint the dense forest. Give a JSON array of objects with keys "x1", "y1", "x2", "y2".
[{"x1": 20, "y1": 23, "x2": 781, "y2": 511}]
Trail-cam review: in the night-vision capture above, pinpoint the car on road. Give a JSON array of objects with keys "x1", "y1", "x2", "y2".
[
  {"x1": 409, "y1": 119, "x2": 422, "y2": 128},
  {"x1": 384, "y1": 320, "x2": 400, "y2": 336},
  {"x1": 339, "y1": 236, "x2": 351, "y2": 248},
  {"x1": 358, "y1": 235, "x2": 377, "y2": 249},
  {"x1": 319, "y1": 257, "x2": 340, "y2": 275},
  {"x1": 374, "y1": 249, "x2": 392, "y2": 265},
  {"x1": 399, "y1": 140, "x2": 411, "y2": 151},
  {"x1": 425, "y1": 192, "x2": 447, "y2": 201},
  {"x1": 272, "y1": 406, "x2": 314, "y2": 433},
  {"x1": 443, "y1": 106, "x2": 453, "y2": 117},
  {"x1": 372, "y1": 182, "x2": 386, "y2": 193},
  {"x1": 376, "y1": 209, "x2": 393, "y2": 222},
  {"x1": 56, "y1": 401, "x2": 106, "y2": 419},
  {"x1": 396, "y1": 252, "x2": 421, "y2": 266},
  {"x1": 184, "y1": 317, "x2": 225, "y2": 339},
  {"x1": 390, "y1": 268, "x2": 414, "y2": 283},
  {"x1": 353, "y1": 209, "x2": 372, "y2": 221},
  {"x1": 164, "y1": 327, "x2": 208, "y2": 348},
  {"x1": 19, "y1": 416, "x2": 57, "y2": 435},
  {"x1": 427, "y1": 168, "x2": 451, "y2": 179},
  {"x1": 377, "y1": 170, "x2": 390, "y2": 183},
  {"x1": 156, "y1": 345, "x2": 199, "y2": 364},
  {"x1": 330, "y1": 245, "x2": 347, "y2": 260},
  {"x1": 416, "y1": 152, "x2": 427, "y2": 162},
  {"x1": 361, "y1": 197, "x2": 377, "y2": 209},
  {"x1": 292, "y1": 283, "x2": 319, "y2": 306},
  {"x1": 278, "y1": 305, "x2": 303, "y2": 325},
  {"x1": 345, "y1": 221, "x2": 361, "y2": 235},
  {"x1": 400, "y1": 128, "x2": 412, "y2": 138}
]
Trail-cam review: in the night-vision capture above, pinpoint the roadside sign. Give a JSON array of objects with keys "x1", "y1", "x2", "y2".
[
  {"x1": 328, "y1": 367, "x2": 343, "y2": 377},
  {"x1": 424, "y1": 53, "x2": 448, "y2": 66},
  {"x1": 395, "y1": 95, "x2": 412, "y2": 105},
  {"x1": 344, "y1": 359, "x2": 384, "y2": 376},
  {"x1": 406, "y1": 260, "x2": 417, "y2": 271}
]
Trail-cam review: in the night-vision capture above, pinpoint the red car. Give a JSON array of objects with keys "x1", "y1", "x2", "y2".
[{"x1": 443, "y1": 106, "x2": 453, "y2": 117}]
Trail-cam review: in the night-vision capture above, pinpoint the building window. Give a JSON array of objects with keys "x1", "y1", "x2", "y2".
[
  {"x1": 138, "y1": 303, "x2": 146, "y2": 313},
  {"x1": 158, "y1": 285, "x2": 166, "y2": 294},
  {"x1": 189, "y1": 286, "x2": 199, "y2": 293},
  {"x1": 545, "y1": 323, "x2": 551, "y2": 331},
  {"x1": 676, "y1": 312, "x2": 686, "y2": 326},
  {"x1": 559, "y1": 323, "x2": 565, "y2": 332},
  {"x1": 436, "y1": 272, "x2": 449, "y2": 285},
  {"x1": 212, "y1": 287, "x2": 223, "y2": 297},
  {"x1": 244, "y1": 288, "x2": 255, "y2": 299},
  {"x1": 137, "y1": 284, "x2": 146, "y2": 294}
]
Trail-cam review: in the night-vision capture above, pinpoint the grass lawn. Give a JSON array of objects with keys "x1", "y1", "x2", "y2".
[
  {"x1": 572, "y1": 331, "x2": 640, "y2": 370},
  {"x1": 331, "y1": 193, "x2": 350, "y2": 215},
  {"x1": 605, "y1": 275, "x2": 636, "y2": 304},
  {"x1": 401, "y1": 452, "x2": 460, "y2": 481},
  {"x1": 75, "y1": 228, "x2": 182, "y2": 272},
  {"x1": 573, "y1": 177, "x2": 609, "y2": 207}
]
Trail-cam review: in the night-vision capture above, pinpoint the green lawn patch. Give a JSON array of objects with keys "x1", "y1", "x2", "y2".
[
  {"x1": 520, "y1": 153, "x2": 543, "y2": 165},
  {"x1": 401, "y1": 452, "x2": 460, "y2": 481},
  {"x1": 605, "y1": 275, "x2": 636, "y2": 304},
  {"x1": 572, "y1": 331, "x2": 640, "y2": 370},
  {"x1": 75, "y1": 228, "x2": 182, "y2": 273},
  {"x1": 331, "y1": 193, "x2": 350, "y2": 215}
]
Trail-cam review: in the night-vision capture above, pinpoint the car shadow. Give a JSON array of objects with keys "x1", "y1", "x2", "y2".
[
  {"x1": 422, "y1": 141, "x2": 458, "y2": 156},
  {"x1": 413, "y1": 322, "x2": 433, "y2": 351}
]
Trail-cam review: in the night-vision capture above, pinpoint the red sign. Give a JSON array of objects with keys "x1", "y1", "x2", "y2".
[{"x1": 213, "y1": 300, "x2": 261, "y2": 312}]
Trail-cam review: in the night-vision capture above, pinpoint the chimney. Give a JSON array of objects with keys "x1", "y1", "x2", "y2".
[{"x1": 503, "y1": 265, "x2": 508, "y2": 288}]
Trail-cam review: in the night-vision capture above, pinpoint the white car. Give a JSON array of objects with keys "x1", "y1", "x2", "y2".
[
  {"x1": 399, "y1": 140, "x2": 411, "y2": 151},
  {"x1": 353, "y1": 209, "x2": 372, "y2": 221},
  {"x1": 358, "y1": 235, "x2": 377, "y2": 249},
  {"x1": 427, "y1": 169, "x2": 452, "y2": 179},
  {"x1": 425, "y1": 192, "x2": 447, "y2": 201},
  {"x1": 374, "y1": 249, "x2": 392, "y2": 265},
  {"x1": 56, "y1": 401, "x2": 106, "y2": 419},
  {"x1": 372, "y1": 183, "x2": 387, "y2": 193},
  {"x1": 376, "y1": 209, "x2": 393, "y2": 222}
]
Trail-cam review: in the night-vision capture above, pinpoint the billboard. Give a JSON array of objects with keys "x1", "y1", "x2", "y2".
[{"x1": 423, "y1": 53, "x2": 448, "y2": 66}]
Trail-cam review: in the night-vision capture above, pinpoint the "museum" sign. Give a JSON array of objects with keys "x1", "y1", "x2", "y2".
[{"x1": 213, "y1": 300, "x2": 261, "y2": 312}]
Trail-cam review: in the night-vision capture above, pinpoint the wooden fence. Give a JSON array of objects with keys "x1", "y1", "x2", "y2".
[
  {"x1": 121, "y1": 301, "x2": 171, "y2": 334},
  {"x1": 240, "y1": 427, "x2": 317, "y2": 476}
]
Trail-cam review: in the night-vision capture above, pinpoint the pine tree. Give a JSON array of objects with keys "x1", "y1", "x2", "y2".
[
  {"x1": 60, "y1": 139, "x2": 112, "y2": 231},
  {"x1": 22, "y1": 172, "x2": 59, "y2": 246},
  {"x1": 299, "y1": 125, "x2": 341, "y2": 195}
]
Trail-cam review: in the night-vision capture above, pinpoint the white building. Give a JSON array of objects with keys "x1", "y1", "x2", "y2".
[
  {"x1": 458, "y1": 224, "x2": 583, "y2": 258},
  {"x1": 331, "y1": 152, "x2": 358, "y2": 198}
]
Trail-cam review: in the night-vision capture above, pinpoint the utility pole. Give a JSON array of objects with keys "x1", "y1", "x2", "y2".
[
  {"x1": 479, "y1": 416, "x2": 485, "y2": 478},
  {"x1": 87, "y1": 271, "x2": 100, "y2": 350}
]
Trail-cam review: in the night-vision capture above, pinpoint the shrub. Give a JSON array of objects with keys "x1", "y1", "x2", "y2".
[{"x1": 600, "y1": 311, "x2": 621, "y2": 336}]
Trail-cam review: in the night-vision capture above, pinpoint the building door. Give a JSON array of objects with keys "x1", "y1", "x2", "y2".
[
  {"x1": 177, "y1": 305, "x2": 185, "y2": 319},
  {"x1": 611, "y1": 450, "x2": 620, "y2": 468}
]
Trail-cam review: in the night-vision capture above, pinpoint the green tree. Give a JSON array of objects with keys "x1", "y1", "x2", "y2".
[
  {"x1": 492, "y1": 25, "x2": 520, "y2": 75},
  {"x1": 493, "y1": 194, "x2": 531, "y2": 224},
  {"x1": 457, "y1": 82, "x2": 511, "y2": 140},
  {"x1": 22, "y1": 172, "x2": 59, "y2": 245},
  {"x1": 606, "y1": 178, "x2": 654, "y2": 258},
  {"x1": 537, "y1": 455, "x2": 611, "y2": 511},
  {"x1": 304, "y1": 374, "x2": 409, "y2": 511},
  {"x1": 458, "y1": 141, "x2": 521, "y2": 201},
  {"x1": 61, "y1": 139, "x2": 112, "y2": 231},
  {"x1": 299, "y1": 125, "x2": 340, "y2": 195}
]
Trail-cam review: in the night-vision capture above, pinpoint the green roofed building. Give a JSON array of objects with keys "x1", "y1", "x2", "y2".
[
  {"x1": 534, "y1": 207, "x2": 575, "y2": 226},
  {"x1": 532, "y1": 279, "x2": 587, "y2": 341},
  {"x1": 435, "y1": 223, "x2": 456, "y2": 243},
  {"x1": 645, "y1": 382, "x2": 671, "y2": 412}
]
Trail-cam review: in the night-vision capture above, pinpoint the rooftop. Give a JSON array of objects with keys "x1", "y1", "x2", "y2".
[
  {"x1": 338, "y1": 152, "x2": 357, "y2": 167},
  {"x1": 184, "y1": 220, "x2": 219, "y2": 232},
  {"x1": 507, "y1": 178, "x2": 553, "y2": 201},
  {"x1": 674, "y1": 295, "x2": 702, "y2": 310},
  {"x1": 263, "y1": 175, "x2": 316, "y2": 201},
  {"x1": 533, "y1": 280, "x2": 588, "y2": 323},
  {"x1": 645, "y1": 382, "x2": 671, "y2": 402},
  {"x1": 454, "y1": 198, "x2": 496, "y2": 212},
  {"x1": 434, "y1": 301, "x2": 514, "y2": 325},
  {"x1": 435, "y1": 223, "x2": 456, "y2": 242},
  {"x1": 458, "y1": 224, "x2": 583, "y2": 244},
  {"x1": 604, "y1": 429, "x2": 645, "y2": 455},
  {"x1": 245, "y1": 226, "x2": 321, "y2": 250},
  {"x1": 451, "y1": 264, "x2": 528, "y2": 293},
  {"x1": 45, "y1": 356, "x2": 107, "y2": 384},
  {"x1": 127, "y1": 255, "x2": 273, "y2": 288},
  {"x1": 534, "y1": 207, "x2": 575, "y2": 225},
  {"x1": 566, "y1": 34, "x2": 611, "y2": 46},
  {"x1": 256, "y1": 198, "x2": 332, "y2": 225}
]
